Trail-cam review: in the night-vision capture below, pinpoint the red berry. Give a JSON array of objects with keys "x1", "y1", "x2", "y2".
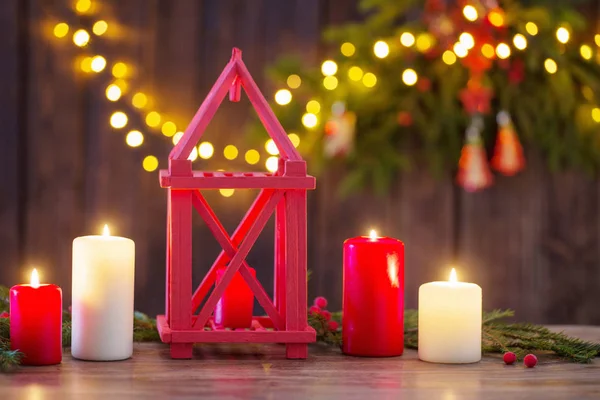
[
  {"x1": 309, "y1": 306, "x2": 320, "y2": 315},
  {"x1": 320, "y1": 310, "x2": 331, "y2": 321},
  {"x1": 503, "y1": 351, "x2": 517, "y2": 365},
  {"x1": 0, "y1": 311, "x2": 8, "y2": 318},
  {"x1": 314, "y1": 297, "x2": 328, "y2": 309},
  {"x1": 524, "y1": 354, "x2": 537, "y2": 368},
  {"x1": 328, "y1": 321, "x2": 339, "y2": 331}
]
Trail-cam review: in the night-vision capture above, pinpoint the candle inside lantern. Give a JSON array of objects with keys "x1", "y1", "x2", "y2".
[
  {"x1": 214, "y1": 266, "x2": 256, "y2": 329},
  {"x1": 72, "y1": 224, "x2": 135, "y2": 361},
  {"x1": 418, "y1": 268, "x2": 482, "y2": 364},
  {"x1": 10, "y1": 268, "x2": 62, "y2": 365},
  {"x1": 342, "y1": 229, "x2": 404, "y2": 357}
]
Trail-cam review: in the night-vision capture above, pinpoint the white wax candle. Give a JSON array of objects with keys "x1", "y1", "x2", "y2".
[
  {"x1": 71, "y1": 225, "x2": 135, "y2": 361},
  {"x1": 418, "y1": 268, "x2": 482, "y2": 364}
]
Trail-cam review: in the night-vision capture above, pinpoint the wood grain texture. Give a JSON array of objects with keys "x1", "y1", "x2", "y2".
[{"x1": 0, "y1": 326, "x2": 598, "y2": 400}]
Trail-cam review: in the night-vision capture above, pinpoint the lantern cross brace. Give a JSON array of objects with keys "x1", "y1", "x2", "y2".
[{"x1": 190, "y1": 189, "x2": 284, "y2": 330}]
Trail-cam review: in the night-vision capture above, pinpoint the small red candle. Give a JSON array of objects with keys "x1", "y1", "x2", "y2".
[
  {"x1": 10, "y1": 269, "x2": 62, "y2": 365},
  {"x1": 214, "y1": 267, "x2": 255, "y2": 329},
  {"x1": 343, "y1": 230, "x2": 404, "y2": 356}
]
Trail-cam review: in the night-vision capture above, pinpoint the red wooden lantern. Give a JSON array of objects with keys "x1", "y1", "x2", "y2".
[{"x1": 156, "y1": 48, "x2": 316, "y2": 359}]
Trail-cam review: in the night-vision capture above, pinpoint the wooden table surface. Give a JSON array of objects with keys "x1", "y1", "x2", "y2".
[{"x1": 1, "y1": 326, "x2": 599, "y2": 400}]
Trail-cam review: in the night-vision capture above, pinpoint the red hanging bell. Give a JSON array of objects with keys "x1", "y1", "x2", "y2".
[{"x1": 490, "y1": 111, "x2": 525, "y2": 176}]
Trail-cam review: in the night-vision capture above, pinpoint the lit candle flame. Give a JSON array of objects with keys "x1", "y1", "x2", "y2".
[
  {"x1": 449, "y1": 268, "x2": 458, "y2": 283},
  {"x1": 102, "y1": 224, "x2": 110, "y2": 236},
  {"x1": 369, "y1": 229, "x2": 378, "y2": 239},
  {"x1": 31, "y1": 268, "x2": 40, "y2": 288}
]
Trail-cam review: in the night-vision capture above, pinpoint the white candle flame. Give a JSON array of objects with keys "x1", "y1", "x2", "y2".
[
  {"x1": 31, "y1": 268, "x2": 40, "y2": 288},
  {"x1": 102, "y1": 224, "x2": 110, "y2": 236},
  {"x1": 369, "y1": 229, "x2": 378, "y2": 239},
  {"x1": 449, "y1": 268, "x2": 458, "y2": 283}
]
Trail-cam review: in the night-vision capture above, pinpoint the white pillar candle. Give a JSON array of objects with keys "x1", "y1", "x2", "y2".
[
  {"x1": 72, "y1": 225, "x2": 135, "y2": 361},
  {"x1": 418, "y1": 268, "x2": 482, "y2": 364}
]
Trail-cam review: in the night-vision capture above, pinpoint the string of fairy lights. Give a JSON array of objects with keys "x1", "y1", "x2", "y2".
[
  {"x1": 51, "y1": 0, "x2": 304, "y2": 197},
  {"x1": 51, "y1": 1, "x2": 600, "y2": 198}
]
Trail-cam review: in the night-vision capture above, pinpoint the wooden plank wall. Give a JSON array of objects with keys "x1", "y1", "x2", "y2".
[{"x1": 0, "y1": 0, "x2": 599, "y2": 325}]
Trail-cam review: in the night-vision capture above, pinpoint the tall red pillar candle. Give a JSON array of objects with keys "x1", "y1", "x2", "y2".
[
  {"x1": 10, "y1": 269, "x2": 62, "y2": 365},
  {"x1": 214, "y1": 267, "x2": 256, "y2": 329},
  {"x1": 343, "y1": 230, "x2": 404, "y2": 356}
]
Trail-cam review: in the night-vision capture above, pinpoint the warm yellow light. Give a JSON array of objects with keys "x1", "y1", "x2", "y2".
[
  {"x1": 75, "y1": 0, "x2": 92, "y2": 14},
  {"x1": 90, "y1": 55, "x2": 106, "y2": 72},
  {"x1": 198, "y1": 142, "x2": 214, "y2": 159},
  {"x1": 265, "y1": 139, "x2": 279, "y2": 155},
  {"x1": 348, "y1": 66, "x2": 364, "y2": 81},
  {"x1": 323, "y1": 76, "x2": 338, "y2": 90},
  {"x1": 580, "y1": 45, "x2": 593, "y2": 60},
  {"x1": 113, "y1": 79, "x2": 128, "y2": 92},
  {"x1": 188, "y1": 147, "x2": 198, "y2": 162},
  {"x1": 321, "y1": 60, "x2": 338, "y2": 76},
  {"x1": 369, "y1": 229, "x2": 378, "y2": 239},
  {"x1": 223, "y1": 145, "x2": 238, "y2": 160},
  {"x1": 159, "y1": 121, "x2": 175, "y2": 137},
  {"x1": 453, "y1": 42, "x2": 468, "y2": 58},
  {"x1": 125, "y1": 130, "x2": 144, "y2": 147},
  {"x1": 513, "y1": 34, "x2": 527, "y2": 50},
  {"x1": 582, "y1": 86, "x2": 594, "y2": 102},
  {"x1": 495, "y1": 43, "x2": 511, "y2": 59},
  {"x1": 286, "y1": 74, "x2": 301, "y2": 89},
  {"x1": 132, "y1": 92, "x2": 148, "y2": 109},
  {"x1": 463, "y1": 5, "x2": 478, "y2": 21},
  {"x1": 306, "y1": 100, "x2": 321, "y2": 114},
  {"x1": 80, "y1": 57, "x2": 92, "y2": 72},
  {"x1": 488, "y1": 10, "x2": 504, "y2": 27},
  {"x1": 112, "y1": 62, "x2": 127, "y2": 78},
  {"x1": 265, "y1": 156, "x2": 279, "y2": 172},
  {"x1": 556, "y1": 27, "x2": 570, "y2": 44},
  {"x1": 142, "y1": 155, "x2": 158, "y2": 172},
  {"x1": 219, "y1": 189, "x2": 235, "y2": 197},
  {"x1": 288, "y1": 133, "x2": 300, "y2": 148},
  {"x1": 341, "y1": 42, "x2": 356, "y2": 57},
  {"x1": 459, "y1": 32, "x2": 475, "y2": 49},
  {"x1": 362, "y1": 72, "x2": 377, "y2": 87},
  {"x1": 449, "y1": 268, "x2": 458, "y2": 283},
  {"x1": 274, "y1": 89, "x2": 292, "y2": 105},
  {"x1": 105, "y1": 84, "x2": 121, "y2": 101},
  {"x1": 245, "y1": 149, "x2": 260, "y2": 165},
  {"x1": 402, "y1": 69, "x2": 418, "y2": 86},
  {"x1": 526, "y1": 22, "x2": 538, "y2": 36},
  {"x1": 145, "y1": 111, "x2": 161, "y2": 127},
  {"x1": 92, "y1": 20, "x2": 108, "y2": 36},
  {"x1": 442, "y1": 50, "x2": 457, "y2": 65},
  {"x1": 416, "y1": 33, "x2": 435, "y2": 52},
  {"x1": 30, "y1": 268, "x2": 40, "y2": 288},
  {"x1": 373, "y1": 40, "x2": 390, "y2": 58},
  {"x1": 54, "y1": 22, "x2": 69, "y2": 38},
  {"x1": 592, "y1": 108, "x2": 600, "y2": 123},
  {"x1": 596, "y1": 34, "x2": 600, "y2": 47},
  {"x1": 172, "y1": 132, "x2": 184, "y2": 145},
  {"x1": 400, "y1": 32, "x2": 415, "y2": 47},
  {"x1": 302, "y1": 113, "x2": 318, "y2": 128},
  {"x1": 110, "y1": 111, "x2": 128, "y2": 129},
  {"x1": 73, "y1": 29, "x2": 90, "y2": 47},
  {"x1": 481, "y1": 43, "x2": 495, "y2": 58},
  {"x1": 102, "y1": 224, "x2": 110, "y2": 236},
  {"x1": 544, "y1": 58, "x2": 557, "y2": 74}
]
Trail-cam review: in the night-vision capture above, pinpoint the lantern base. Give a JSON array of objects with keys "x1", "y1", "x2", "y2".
[{"x1": 156, "y1": 315, "x2": 315, "y2": 359}]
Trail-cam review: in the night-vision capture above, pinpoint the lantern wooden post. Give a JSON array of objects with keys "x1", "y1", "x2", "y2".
[{"x1": 156, "y1": 48, "x2": 316, "y2": 359}]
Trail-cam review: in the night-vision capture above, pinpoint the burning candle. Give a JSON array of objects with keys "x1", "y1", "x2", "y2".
[
  {"x1": 214, "y1": 267, "x2": 256, "y2": 329},
  {"x1": 418, "y1": 268, "x2": 482, "y2": 364},
  {"x1": 10, "y1": 269, "x2": 62, "y2": 365},
  {"x1": 342, "y1": 230, "x2": 404, "y2": 357},
  {"x1": 72, "y1": 225, "x2": 135, "y2": 361}
]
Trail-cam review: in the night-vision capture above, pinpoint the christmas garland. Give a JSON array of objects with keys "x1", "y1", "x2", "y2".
[
  {"x1": 253, "y1": 0, "x2": 600, "y2": 194},
  {"x1": 0, "y1": 286, "x2": 598, "y2": 371}
]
